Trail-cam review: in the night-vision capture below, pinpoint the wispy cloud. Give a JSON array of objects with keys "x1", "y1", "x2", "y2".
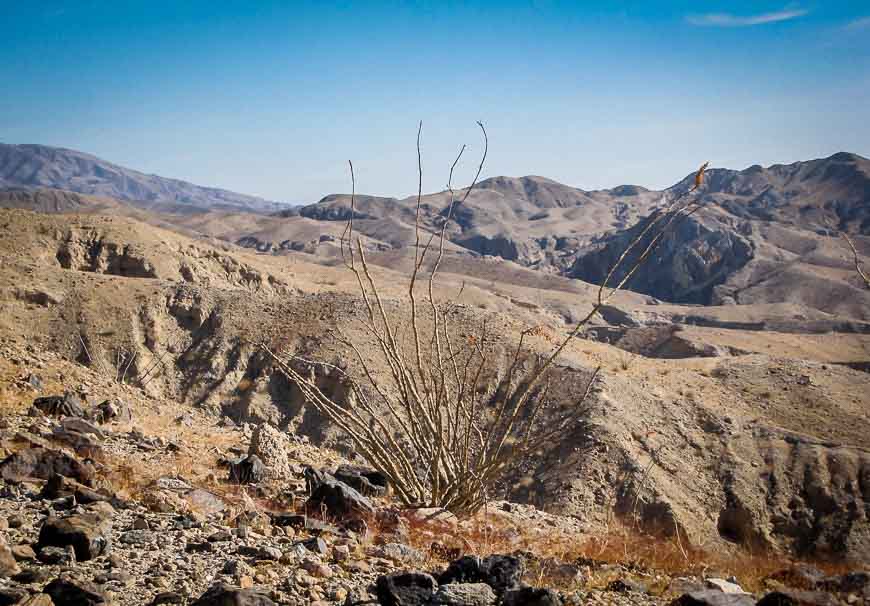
[
  {"x1": 686, "y1": 8, "x2": 808, "y2": 27},
  {"x1": 845, "y1": 16, "x2": 870, "y2": 31}
]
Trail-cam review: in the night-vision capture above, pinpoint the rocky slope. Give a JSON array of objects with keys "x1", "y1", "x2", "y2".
[
  {"x1": 1, "y1": 209, "x2": 869, "y2": 567},
  {"x1": 0, "y1": 144, "x2": 286, "y2": 213},
  {"x1": 1, "y1": 337, "x2": 868, "y2": 605}
]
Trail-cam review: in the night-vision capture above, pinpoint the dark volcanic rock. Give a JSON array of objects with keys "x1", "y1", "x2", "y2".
[
  {"x1": 44, "y1": 577, "x2": 108, "y2": 605},
  {"x1": 0, "y1": 448, "x2": 95, "y2": 485},
  {"x1": 306, "y1": 475, "x2": 374, "y2": 518},
  {"x1": 374, "y1": 571, "x2": 437, "y2": 606},
  {"x1": 38, "y1": 514, "x2": 112, "y2": 561},
  {"x1": 190, "y1": 583, "x2": 276, "y2": 606},
  {"x1": 334, "y1": 464, "x2": 389, "y2": 497},
  {"x1": 32, "y1": 393, "x2": 85, "y2": 417},
  {"x1": 227, "y1": 454, "x2": 265, "y2": 484},
  {"x1": 438, "y1": 555, "x2": 523, "y2": 597},
  {"x1": 755, "y1": 590, "x2": 842, "y2": 606}
]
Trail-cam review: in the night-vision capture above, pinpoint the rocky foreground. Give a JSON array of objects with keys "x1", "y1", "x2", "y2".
[{"x1": 0, "y1": 346, "x2": 868, "y2": 606}]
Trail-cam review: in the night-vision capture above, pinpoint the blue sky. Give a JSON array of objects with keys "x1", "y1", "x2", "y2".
[{"x1": 2, "y1": 1, "x2": 869, "y2": 202}]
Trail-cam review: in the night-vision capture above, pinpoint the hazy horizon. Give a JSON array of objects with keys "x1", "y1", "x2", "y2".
[{"x1": 3, "y1": 1, "x2": 869, "y2": 202}]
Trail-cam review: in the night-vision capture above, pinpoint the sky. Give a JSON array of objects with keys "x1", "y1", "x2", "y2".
[{"x1": 2, "y1": 1, "x2": 869, "y2": 203}]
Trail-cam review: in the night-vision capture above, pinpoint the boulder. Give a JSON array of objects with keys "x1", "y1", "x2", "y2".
[
  {"x1": 21, "y1": 596, "x2": 55, "y2": 606},
  {"x1": 334, "y1": 464, "x2": 389, "y2": 497},
  {"x1": 0, "y1": 447, "x2": 95, "y2": 485},
  {"x1": 228, "y1": 455, "x2": 266, "y2": 484},
  {"x1": 438, "y1": 555, "x2": 523, "y2": 597},
  {"x1": 32, "y1": 393, "x2": 84, "y2": 417},
  {"x1": 374, "y1": 572, "x2": 437, "y2": 606},
  {"x1": 431, "y1": 583, "x2": 497, "y2": 606},
  {"x1": 755, "y1": 590, "x2": 842, "y2": 606},
  {"x1": 190, "y1": 583, "x2": 276, "y2": 606},
  {"x1": 248, "y1": 424, "x2": 291, "y2": 480},
  {"x1": 44, "y1": 577, "x2": 108, "y2": 605},
  {"x1": 306, "y1": 475, "x2": 374, "y2": 518},
  {"x1": 0, "y1": 537, "x2": 20, "y2": 578},
  {"x1": 502, "y1": 587, "x2": 562, "y2": 606},
  {"x1": 38, "y1": 514, "x2": 112, "y2": 561},
  {"x1": 669, "y1": 590, "x2": 755, "y2": 606}
]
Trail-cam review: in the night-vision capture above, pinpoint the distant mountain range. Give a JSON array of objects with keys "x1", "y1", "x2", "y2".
[
  {"x1": 1, "y1": 142, "x2": 867, "y2": 313},
  {"x1": 0, "y1": 143, "x2": 287, "y2": 213}
]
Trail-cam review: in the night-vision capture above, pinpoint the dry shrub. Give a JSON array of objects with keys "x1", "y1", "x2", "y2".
[{"x1": 262, "y1": 123, "x2": 710, "y2": 515}]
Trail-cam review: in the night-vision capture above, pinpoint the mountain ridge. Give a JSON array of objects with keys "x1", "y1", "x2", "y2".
[{"x1": 0, "y1": 142, "x2": 288, "y2": 213}]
